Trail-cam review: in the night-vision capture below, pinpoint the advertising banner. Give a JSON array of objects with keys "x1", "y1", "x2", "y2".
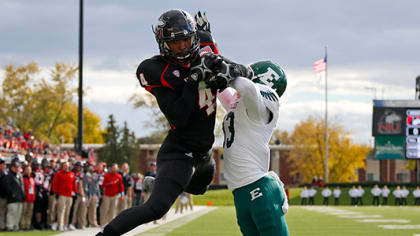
[{"x1": 374, "y1": 136, "x2": 405, "y2": 160}]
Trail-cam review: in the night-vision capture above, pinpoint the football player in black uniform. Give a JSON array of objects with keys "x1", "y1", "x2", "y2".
[{"x1": 98, "y1": 9, "x2": 253, "y2": 236}]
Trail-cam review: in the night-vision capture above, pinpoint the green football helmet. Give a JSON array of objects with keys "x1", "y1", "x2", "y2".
[{"x1": 249, "y1": 60, "x2": 287, "y2": 97}]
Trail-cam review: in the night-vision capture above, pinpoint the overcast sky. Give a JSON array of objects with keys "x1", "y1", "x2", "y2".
[{"x1": 1, "y1": 0, "x2": 419, "y2": 144}]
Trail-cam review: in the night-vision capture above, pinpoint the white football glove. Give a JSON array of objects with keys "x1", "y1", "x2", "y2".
[{"x1": 268, "y1": 171, "x2": 289, "y2": 215}]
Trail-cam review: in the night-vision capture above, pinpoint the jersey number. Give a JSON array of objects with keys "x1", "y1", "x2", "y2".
[
  {"x1": 199, "y1": 89, "x2": 216, "y2": 115},
  {"x1": 139, "y1": 73, "x2": 149, "y2": 86},
  {"x1": 223, "y1": 112, "x2": 235, "y2": 148}
]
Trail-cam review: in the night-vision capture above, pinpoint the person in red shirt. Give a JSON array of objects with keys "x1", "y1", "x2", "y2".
[
  {"x1": 20, "y1": 165, "x2": 35, "y2": 230},
  {"x1": 100, "y1": 163, "x2": 124, "y2": 227},
  {"x1": 52, "y1": 161, "x2": 76, "y2": 231}
]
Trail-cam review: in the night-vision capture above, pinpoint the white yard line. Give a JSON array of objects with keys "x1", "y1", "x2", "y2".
[
  {"x1": 54, "y1": 206, "x2": 215, "y2": 236},
  {"x1": 378, "y1": 225, "x2": 420, "y2": 229},
  {"x1": 338, "y1": 215, "x2": 382, "y2": 218},
  {"x1": 357, "y1": 219, "x2": 410, "y2": 223}
]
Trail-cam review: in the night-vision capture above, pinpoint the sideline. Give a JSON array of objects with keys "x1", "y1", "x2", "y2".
[{"x1": 54, "y1": 206, "x2": 215, "y2": 236}]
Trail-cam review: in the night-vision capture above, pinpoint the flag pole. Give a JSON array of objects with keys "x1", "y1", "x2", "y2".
[{"x1": 325, "y1": 46, "x2": 329, "y2": 183}]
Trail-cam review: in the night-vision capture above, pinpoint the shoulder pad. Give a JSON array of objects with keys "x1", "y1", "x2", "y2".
[
  {"x1": 136, "y1": 57, "x2": 166, "y2": 91},
  {"x1": 258, "y1": 85, "x2": 280, "y2": 113},
  {"x1": 259, "y1": 85, "x2": 280, "y2": 103}
]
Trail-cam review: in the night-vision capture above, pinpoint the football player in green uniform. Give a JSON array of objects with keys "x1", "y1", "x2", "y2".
[{"x1": 207, "y1": 59, "x2": 289, "y2": 236}]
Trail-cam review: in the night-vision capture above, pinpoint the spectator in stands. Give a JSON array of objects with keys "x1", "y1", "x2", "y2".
[
  {"x1": 100, "y1": 163, "x2": 124, "y2": 227},
  {"x1": 356, "y1": 185, "x2": 364, "y2": 206},
  {"x1": 321, "y1": 187, "x2": 331, "y2": 205},
  {"x1": 70, "y1": 161, "x2": 85, "y2": 230},
  {"x1": 95, "y1": 161, "x2": 106, "y2": 226},
  {"x1": 413, "y1": 186, "x2": 420, "y2": 205},
  {"x1": 46, "y1": 158, "x2": 58, "y2": 228},
  {"x1": 118, "y1": 163, "x2": 133, "y2": 214},
  {"x1": 38, "y1": 158, "x2": 49, "y2": 229},
  {"x1": 300, "y1": 186, "x2": 309, "y2": 205},
  {"x1": 0, "y1": 159, "x2": 7, "y2": 230},
  {"x1": 308, "y1": 186, "x2": 317, "y2": 205},
  {"x1": 349, "y1": 185, "x2": 358, "y2": 206},
  {"x1": 318, "y1": 178, "x2": 324, "y2": 188},
  {"x1": 145, "y1": 162, "x2": 157, "y2": 178},
  {"x1": 31, "y1": 158, "x2": 46, "y2": 229},
  {"x1": 143, "y1": 162, "x2": 156, "y2": 194},
  {"x1": 133, "y1": 173, "x2": 144, "y2": 207},
  {"x1": 333, "y1": 186, "x2": 341, "y2": 205},
  {"x1": 3, "y1": 159, "x2": 25, "y2": 231},
  {"x1": 24, "y1": 153, "x2": 33, "y2": 165},
  {"x1": 311, "y1": 176, "x2": 318, "y2": 187},
  {"x1": 140, "y1": 172, "x2": 164, "y2": 224},
  {"x1": 371, "y1": 184, "x2": 381, "y2": 206},
  {"x1": 82, "y1": 165, "x2": 100, "y2": 227},
  {"x1": 381, "y1": 185, "x2": 390, "y2": 205},
  {"x1": 400, "y1": 186, "x2": 409, "y2": 206},
  {"x1": 393, "y1": 185, "x2": 402, "y2": 206},
  {"x1": 52, "y1": 161, "x2": 77, "y2": 232},
  {"x1": 0, "y1": 133, "x2": 6, "y2": 149},
  {"x1": 20, "y1": 165, "x2": 35, "y2": 230},
  {"x1": 148, "y1": 161, "x2": 157, "y2": 174}
]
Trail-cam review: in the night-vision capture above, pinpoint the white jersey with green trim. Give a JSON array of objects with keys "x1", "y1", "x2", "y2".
[{"x1": 222, "y1": 82, "x2": 280, "y2": 190}]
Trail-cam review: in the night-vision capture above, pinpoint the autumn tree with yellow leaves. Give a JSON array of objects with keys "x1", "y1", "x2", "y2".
[
  {"x1": 0, "y1": 62, "x2": 103, "y2": 144},
  {"x1": 288, "y1": 116, "x2": 370, "y2": 183}
]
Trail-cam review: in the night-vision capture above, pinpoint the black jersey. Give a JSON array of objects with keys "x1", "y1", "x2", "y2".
[{"x1": 136, "y1": 30, "x2": 219, "y2": 154}]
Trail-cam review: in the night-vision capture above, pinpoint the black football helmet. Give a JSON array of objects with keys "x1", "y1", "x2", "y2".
[{"x1": 153, "y1": 9, "x2": 200, "y2": 62}]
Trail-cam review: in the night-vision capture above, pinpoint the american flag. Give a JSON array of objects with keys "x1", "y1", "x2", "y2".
[{"x1": 314, "y1": 56, "x2": 327, "y2": 74}]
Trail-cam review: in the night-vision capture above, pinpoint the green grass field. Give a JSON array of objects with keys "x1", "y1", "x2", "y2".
[
  {"x1": 2, "y1": 188, "x2": 420, "y2": 236},
  {"x1": 1, "y1": 206, "x2": 419, "y2": 236},
  {"x1": 139, "y1": 206, "x2": 420, "y2": 236},
  {"x1": 0, "y1": 230, "x2": 56, "y2": 236}
]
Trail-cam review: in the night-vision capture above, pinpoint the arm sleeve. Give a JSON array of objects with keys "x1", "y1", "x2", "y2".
[
  {"x1": 217, "y1": 88, "x2": 236, "y2": 111},
  {"x1": 230, "y1": 77, "x2": 270, "y2": 123},
  {"x1": 150, "y1": 83, "x2": 198, "y2": 128}
]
